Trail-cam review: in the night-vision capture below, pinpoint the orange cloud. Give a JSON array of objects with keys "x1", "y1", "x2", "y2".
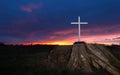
[{"x1": 23, "y1": 33, "x2": 119, "y2": 45}]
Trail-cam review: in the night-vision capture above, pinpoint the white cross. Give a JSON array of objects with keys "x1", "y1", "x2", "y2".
[{"x1": 71, "y1": 16, "x2": 88, "y2": 42}]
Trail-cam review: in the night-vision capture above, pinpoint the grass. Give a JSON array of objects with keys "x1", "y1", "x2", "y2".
[{"x1": 0, "y1": 44, "x2": 119, "y2": 75}]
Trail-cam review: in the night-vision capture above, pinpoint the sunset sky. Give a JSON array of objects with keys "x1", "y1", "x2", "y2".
[{"x1": 0, "y1": 0, "x2": 120, "y2": 45}]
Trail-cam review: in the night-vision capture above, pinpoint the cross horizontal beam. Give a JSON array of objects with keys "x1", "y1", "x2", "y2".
[{"x1": 71, "y1": 22, "x2": 88, "y2": 24}]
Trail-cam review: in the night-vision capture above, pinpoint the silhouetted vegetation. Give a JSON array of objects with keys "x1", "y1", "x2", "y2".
[
  {"x1": 0, "y1": 42, "x2": 5, "y2": 46},
  {"x1": 107, "y1": 45, "x2": 120, "y2": 60},
  {"x1": 0, "y1": 44, "x2": 119, "y2": 75}
]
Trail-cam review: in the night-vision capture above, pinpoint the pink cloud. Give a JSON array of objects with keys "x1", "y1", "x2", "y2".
[
  {"x1": 20, "y1": 3, "x2": 42, "y2": 12},
  {"x1": 52, "y1": 28, "x2": 77, "y2": 35},
  {"x1": 94, "y1": 36, "x2": 120, "y2": 45}
]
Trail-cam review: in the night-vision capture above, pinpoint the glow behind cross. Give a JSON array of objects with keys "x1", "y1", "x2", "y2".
[{"x1": 71, "y1": 16, "x2": 88, "y2": 42}]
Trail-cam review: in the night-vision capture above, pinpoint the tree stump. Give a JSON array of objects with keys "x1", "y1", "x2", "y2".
[{"x1": 68, "y1": 42, "x2": 120, "y2": 75}]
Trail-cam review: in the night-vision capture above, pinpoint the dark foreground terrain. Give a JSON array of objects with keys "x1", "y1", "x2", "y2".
[{"x1": 0, "y1": 44, "x2": 120, "y2": 75}]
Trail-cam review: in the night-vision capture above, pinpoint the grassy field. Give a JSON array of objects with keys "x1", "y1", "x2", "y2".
[{"x1": 0, "y1": 44, "x2": 119, "y2": 75}]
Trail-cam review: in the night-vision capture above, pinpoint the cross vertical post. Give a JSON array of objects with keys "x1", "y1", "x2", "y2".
[
  {"x1": 78, "y1": 16, "x2": 80, "y2": 41},
  {"x1": 71, "y1": 16, "x2": 88, "y2": 42}
]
